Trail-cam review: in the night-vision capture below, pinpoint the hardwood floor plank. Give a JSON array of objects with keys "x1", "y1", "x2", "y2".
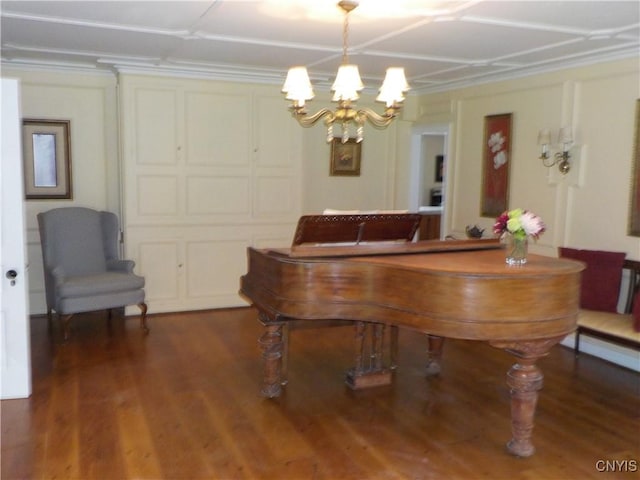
[{"x1": 1, "y1": 308, "x2": 639, "y2": 480}]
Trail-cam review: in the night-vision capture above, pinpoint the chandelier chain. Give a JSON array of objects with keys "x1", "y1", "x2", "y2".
[{"x1": 342, "y1": 9, "x2": 349, "y2": 64}]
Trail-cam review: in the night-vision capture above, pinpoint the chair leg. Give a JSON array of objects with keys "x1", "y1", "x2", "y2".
[
  {"x1": 138, "y1": 302, "x2": 149, "y2": 333},
  {"x1": 574, "y1": 328, "x2": 581, "y2": 355},
  {"x1": 46, "y1": 308, "x2": 53, "y2": 332},
  {"x1": 60, "y1": 314, "x2": 74, "y2": 341}
]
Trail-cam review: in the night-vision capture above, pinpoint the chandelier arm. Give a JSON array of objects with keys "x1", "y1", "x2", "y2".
[
  {"x1": 291, "y1": 108, "x2": 335, "y2": 128},
  {"x1": 357, "y1": 107, "x2": 401, "y2": 129}
]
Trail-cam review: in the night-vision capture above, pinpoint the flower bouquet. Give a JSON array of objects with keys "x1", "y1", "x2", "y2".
[{"x1": 493, "y1": 208, "x2": 545, "y2": 265}]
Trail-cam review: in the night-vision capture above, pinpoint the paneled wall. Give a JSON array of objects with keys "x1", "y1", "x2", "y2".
[
  {"x1": 118, "y1": 75, "x2": 302, "y2": 313},
  {"x1": 414, "y1": 58, "x2": 640, "y2": 261},
  {"x1": 2, "y1": 68, "x2": 119, "y2": 314}
]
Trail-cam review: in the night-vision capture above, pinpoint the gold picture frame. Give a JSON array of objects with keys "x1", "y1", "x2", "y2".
[
  {"x1": 22, "y1": 119, "x2": 72, "y2": 199},
  {"x1": 629, "y1": 99, "x2": 640, "y2": 236},
  {"x1": 330, "y1": 138, "x2": 361, "y2": 176}
]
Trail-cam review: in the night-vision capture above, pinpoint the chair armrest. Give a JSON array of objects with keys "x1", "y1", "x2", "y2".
[
  {"x1": 107, "y1": 259, "x2": 135, "y2": 273},
  {"x1": 51, "y1": 266, "x2": 66, "y2": 287}
]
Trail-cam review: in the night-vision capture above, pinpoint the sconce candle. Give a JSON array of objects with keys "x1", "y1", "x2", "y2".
[
  {"x1": 537, "y1": 129, "x2": 551, "y2": 159},
  {"x1": 537, "y1": 129, "x2": 551, "y2": 146},
  {"x1": 559, "y1": 126, "x2": 573, "y2": 145}
]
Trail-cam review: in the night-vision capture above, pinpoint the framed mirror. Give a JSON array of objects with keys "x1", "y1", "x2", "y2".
[{"x1": 22, "y1": 119, "x2": 72, "y2": 199}]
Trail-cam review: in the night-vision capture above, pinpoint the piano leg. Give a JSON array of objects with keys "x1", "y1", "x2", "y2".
[
  {"x1": 425, "y1": 335, "x2": 444, "y2": 376},
  {"x1": 354, "y1": 321, "x2": 366, "y2": 374},
  {"x1": 345, "y1": 322, "x2": 393, "y2": 389},
  {"x1": 258, "y1": 313, "x2": 285, "y2": 398},
  {"x1": 491, "y1": 336, "x2": 564, "y2": 457},
  {"x1": 371, "y1": 322, "x2": 385, "y2": 370},
  {"x1": 389, "y1": 326, "x2": 399, "y2": 370}
]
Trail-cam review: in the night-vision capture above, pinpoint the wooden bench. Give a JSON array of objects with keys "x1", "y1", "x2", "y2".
[{"x1": 574, "y1": 259, "x2": 640, "y2": 352}]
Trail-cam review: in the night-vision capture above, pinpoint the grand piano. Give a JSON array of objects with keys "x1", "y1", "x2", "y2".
[{"x1": 239, "y1": 213, "x2": 584, "y2": 457}]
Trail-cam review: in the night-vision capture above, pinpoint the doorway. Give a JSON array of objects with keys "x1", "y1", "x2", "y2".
[{"x1": 409, "y1": 124, "x2": 450, "y2": 239}]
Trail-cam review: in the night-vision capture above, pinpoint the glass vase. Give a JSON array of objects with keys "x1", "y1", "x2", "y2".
[{"x1": 505, "y1": 234, "x2": 528, "y2": 265}]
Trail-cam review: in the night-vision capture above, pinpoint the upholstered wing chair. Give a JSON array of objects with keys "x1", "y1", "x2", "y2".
[{"x1": 37, "y1": 207, "x2": 148, "y2": 340}]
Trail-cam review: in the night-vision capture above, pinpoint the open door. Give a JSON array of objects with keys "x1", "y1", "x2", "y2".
[{"x1": 1, "y1": 78, "x2": 32, "y2": 399}]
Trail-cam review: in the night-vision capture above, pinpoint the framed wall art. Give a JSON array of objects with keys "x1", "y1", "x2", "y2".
[
  {"x1": 330, "y1": 138, "x2": 361, "y2": 176},
  {"x1": 435, "y1": 154, "x2": 444, "y2": 182},
  {"x1": 629, "y1": 99, "x2": 640, "y2": 236},
  {"x1": 481, "y1": 113, "x2": 512, "y2": 217},
  {"x1": 22, "y1": 119, "x2": 72, "y2": 199}
]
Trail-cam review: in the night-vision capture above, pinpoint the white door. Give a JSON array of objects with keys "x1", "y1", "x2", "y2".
[{"x1": 0, "y1": 78, "x2": 32, "y2": 399}]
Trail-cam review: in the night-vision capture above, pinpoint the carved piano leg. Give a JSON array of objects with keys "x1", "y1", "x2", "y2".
[
  {"x1": 425, "y1": 335, "x2": 444, "y2": 376},
  {"x1": 258, "y1": 313, "x2": 285, "y2": 398},
  {"x1": 491, "y1": 336, "x2": 564, "y2": 457}
]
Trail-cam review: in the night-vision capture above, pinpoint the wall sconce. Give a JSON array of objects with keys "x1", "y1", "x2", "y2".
[{"x1": 538, "y1": 126, "x2": 573, "y2": 174}]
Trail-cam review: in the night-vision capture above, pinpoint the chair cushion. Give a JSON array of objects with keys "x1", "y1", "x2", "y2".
[
  {"x1": 558, "y1": 247, "x2": 625, "y2": 313},
  {"x1": 578, "y1": 309, "x2": 640, "y2": 343},
  {"x1": 58, "y1": 272, "x2": 145, "y2": 298}
]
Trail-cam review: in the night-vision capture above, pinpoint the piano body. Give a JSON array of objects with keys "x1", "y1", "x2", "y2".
[{"x1": 239, "y1": 214, "x2": 584, "y2": 457}]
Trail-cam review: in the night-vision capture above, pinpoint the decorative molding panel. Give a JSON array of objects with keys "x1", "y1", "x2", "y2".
[
  {"x1": 186, "y1": 176, "x2": 250, "y2": 215},
  {"x1": 138, "y1": 241, "x2": 180, "y2": 302},
  {"x1": 185, "y1": 91, "x2": 250, "y2": 166},
  {"x1": 255, "y1": 176, "x2": 295, "y2": 216},
  {"x1": 186, "y1": 239, "x2": 251, "y2": 298},
  {"x1": 137, "y1": 176, "x2": 179, "y2": 216},
  {"x1": 134, "y1": 88, "x2": 179, "y2": 165}
]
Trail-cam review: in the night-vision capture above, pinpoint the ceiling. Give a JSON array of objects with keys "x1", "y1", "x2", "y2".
[{"x1": 1, "y1": 1, "x2": 639, "y2": 94}]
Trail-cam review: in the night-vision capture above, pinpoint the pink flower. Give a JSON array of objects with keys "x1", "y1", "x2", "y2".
[{"x1": 520, "y1": 211, "x2": 546, "y2": 238}]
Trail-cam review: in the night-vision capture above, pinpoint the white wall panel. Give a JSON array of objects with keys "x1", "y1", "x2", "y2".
[
  {"x1": 138, "y1": 241, "x2": 180, "y2": 302},
  {"x1": 186, "y1": 176, "x2": 250, "y2": 215},
  {"x1": 255, "y1": 176, "x2": 294, "y2": 216},
  {"x1": 185, "y1": 91, "x2": 250, "y2": 166},
  {"x1": 186, "y1": 239, "x2": 250, "y2": 297},
  {"x1": 135, "y1": 88, "x2": 179, "y2": 165},
  {"x1": 137, "y1": 176, "x2": 179, "y2": 215},
  {"x1": 255, "y1": 95, "x2": 295, "y2": 167}
]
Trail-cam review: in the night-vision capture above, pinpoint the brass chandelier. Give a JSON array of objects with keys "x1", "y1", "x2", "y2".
[{"x1": 281, "y1": 0, "x2": 410, "y2": 144}]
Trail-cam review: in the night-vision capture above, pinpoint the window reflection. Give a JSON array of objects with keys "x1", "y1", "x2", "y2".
[{"x1": 32, "y1": 133, "x2": 57, "y2": 187}]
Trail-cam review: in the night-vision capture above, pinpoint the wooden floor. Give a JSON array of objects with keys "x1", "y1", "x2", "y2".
[{"x1": 1, "y1": 308, "x2": 639, "y2": 480}]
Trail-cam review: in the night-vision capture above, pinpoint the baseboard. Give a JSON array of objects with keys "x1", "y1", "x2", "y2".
[{"x1": 561, "y1": 333, "x2": 640, "y2": 372}]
